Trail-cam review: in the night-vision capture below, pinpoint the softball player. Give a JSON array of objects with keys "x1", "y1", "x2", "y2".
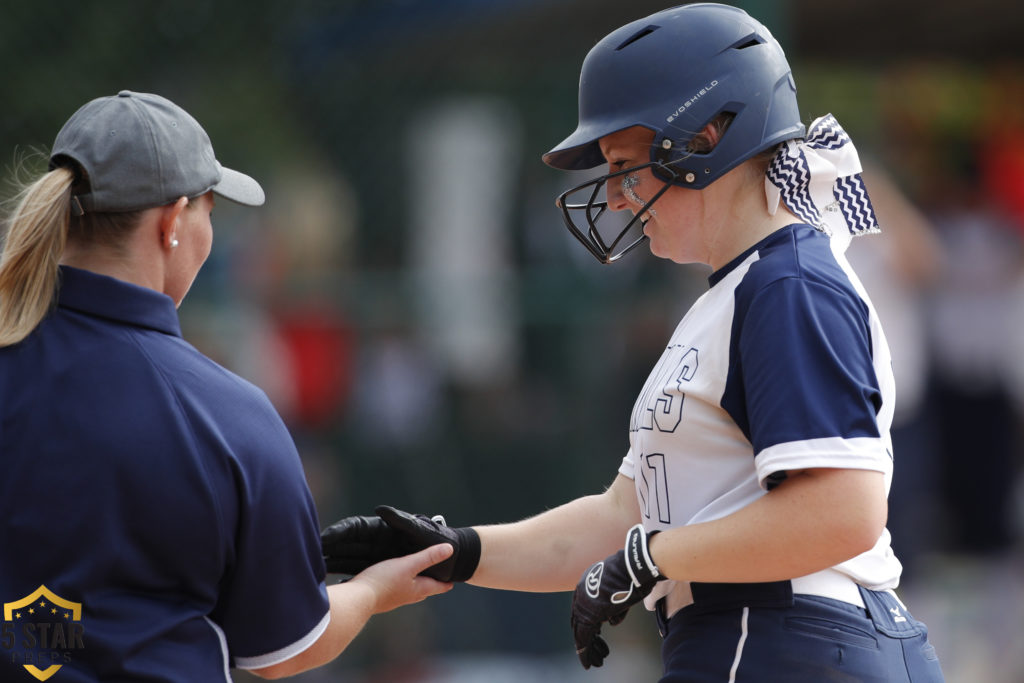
[
  {"x1": 322, "y1": 4, "x2": 944, "y2": 680},
  {"x1": 0, "y1": 91, "x2": 451, "y2": 681}
]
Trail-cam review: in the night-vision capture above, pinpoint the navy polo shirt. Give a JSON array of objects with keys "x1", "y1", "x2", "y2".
[{"x1": 0, "y1": 267, "x2": 329, "y2": 681}]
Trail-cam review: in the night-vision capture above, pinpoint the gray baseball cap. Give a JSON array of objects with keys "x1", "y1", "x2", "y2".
[{"x1": 50, "y1": 90, "x2": 265, "y2": 213}]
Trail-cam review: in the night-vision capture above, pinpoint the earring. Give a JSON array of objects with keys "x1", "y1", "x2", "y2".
[{"x1": 170, "y1": 239, "x2": 179, "y2": 248}]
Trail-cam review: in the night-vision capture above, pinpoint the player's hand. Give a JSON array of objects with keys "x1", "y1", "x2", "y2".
[
  {"x1": 321, "y1": 514, "x2": 401, "y2": 576},
  {"x1": 571, "y1": 524, "x2": 664, "y2": 669},
  {"x1": 321, "y1": 506, "x2": 481, "y2": 582}
]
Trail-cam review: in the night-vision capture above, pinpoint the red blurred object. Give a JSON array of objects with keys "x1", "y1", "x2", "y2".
[
  {"x1": 276, "y1": 306, "x2": 353, "y2": 428},
  {"x1": 980, "y1": 126, "x2": 1024, "y2": 234}
]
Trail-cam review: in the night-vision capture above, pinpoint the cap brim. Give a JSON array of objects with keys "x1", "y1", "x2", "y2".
[{"x1": 213, "y1": 166, "x2": 265, "y2": 206}]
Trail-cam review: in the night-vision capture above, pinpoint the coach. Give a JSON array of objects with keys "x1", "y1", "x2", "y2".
[{"x1": 0, "y1": 91, "x2": 451, "y2": 681}]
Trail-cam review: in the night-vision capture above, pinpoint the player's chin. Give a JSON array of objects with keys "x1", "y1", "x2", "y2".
[
  {"x1": 644, "y1": 231, "x2": 670, "y2": 260},
  {"x1": 647, "y1": 238, "x2": 691, "y2": 265}
]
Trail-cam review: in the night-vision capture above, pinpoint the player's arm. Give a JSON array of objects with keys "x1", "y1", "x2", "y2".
[
  {"x1": 321, "y1": 474, "x2": 638, "y2": 592},
  {"x1": 648, "y1": 466, "x2": 887, "y2": 583},
  {"x1": 247, "y1": 544, "x2": 454, "y2": 679},
  {"x1": 469, "y1": 473, "x2": 638, "y2": 592}
]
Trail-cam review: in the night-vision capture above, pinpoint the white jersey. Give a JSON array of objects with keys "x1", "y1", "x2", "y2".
[{"x1": 619, "y1": 224, "x2": 901, "y2": 610}]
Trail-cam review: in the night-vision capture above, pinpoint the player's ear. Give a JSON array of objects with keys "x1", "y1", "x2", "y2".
[
  {"x1": 689, "y1": 122, "x2": 723, "y2": 154},
  {"x1": 702, "y1": 122, "x2": 722, "y2": 147}
]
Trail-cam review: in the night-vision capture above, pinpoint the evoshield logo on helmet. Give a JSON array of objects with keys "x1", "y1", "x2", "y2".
[{"x1": 667, "y1": 81, "x2": 720, "y2": 123}]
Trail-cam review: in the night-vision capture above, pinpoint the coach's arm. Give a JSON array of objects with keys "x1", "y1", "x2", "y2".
[{"x1": 248, "y1": 544, "x2": 453, "y2": 679}]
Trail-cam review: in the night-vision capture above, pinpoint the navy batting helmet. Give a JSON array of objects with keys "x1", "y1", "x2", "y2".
[{"x1": 545, "y1": 3, "x2": 804, "y2": 263}]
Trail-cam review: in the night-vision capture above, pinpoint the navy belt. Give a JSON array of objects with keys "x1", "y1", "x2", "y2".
[{"x1": 656, "y1": 580, "x2": 794, "y2": 636}]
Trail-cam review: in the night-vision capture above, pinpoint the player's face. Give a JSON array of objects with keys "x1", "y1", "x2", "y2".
[
  {"x1": 599, "y1": 127, "x2": 709, "y2": 264},
  {"x1": 166, "y1": 191, "x2": 215, "y2": 307}
]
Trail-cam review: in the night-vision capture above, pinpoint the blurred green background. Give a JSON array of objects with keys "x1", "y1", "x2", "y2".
[{"x1": 3, "y1": 1, "x2": 1024, "y2": 681}]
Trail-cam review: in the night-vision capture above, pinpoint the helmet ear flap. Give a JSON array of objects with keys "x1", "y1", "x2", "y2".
[
  {"x1": 652, "y1": 137, "x2": 693, "y2": 185},
  {"x1": 653, "y1": 113, "x2": 736, "y2": 186}
]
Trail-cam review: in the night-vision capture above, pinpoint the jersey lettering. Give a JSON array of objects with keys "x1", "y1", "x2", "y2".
[
  {"x1": 631, "y1": 346, "x2": 698, "y2": 433},
  {"x1": 637, "y1": 452, "x2": 671, "y2": 523}
]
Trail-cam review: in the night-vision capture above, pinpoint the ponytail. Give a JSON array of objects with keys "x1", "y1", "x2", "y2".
[{"x1": 0, "y1": 167, "x2": 74, "y2": 347}]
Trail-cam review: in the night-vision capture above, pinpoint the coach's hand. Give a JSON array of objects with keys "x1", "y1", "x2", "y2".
[
  {"x1": 571, "y1": 524, "x2": 664, "y2": 669},
  {"x1": 321, "y1": 506, "x2": 480, "y2": 583}
]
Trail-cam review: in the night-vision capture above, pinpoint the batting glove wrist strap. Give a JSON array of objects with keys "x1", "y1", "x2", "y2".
[
  {"x1": 375, "y1": 505, "x2": 481, "y2": 582},
  {"x1": 624, "y1": 524, "x2": 660, "y2": 588},
  {"x1": 571, "y1": 524, "x2": 663, "y2": 670}
]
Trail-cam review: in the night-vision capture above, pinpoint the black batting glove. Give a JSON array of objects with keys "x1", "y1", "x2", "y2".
[
  {"x1": 374, "y1": 506, "x2": 481, "y2": 582},
  {"x1": 321, "y1": 505, "x2": 481, "y2": 582},
  {"x1": 571, "y1": 524, "x2": 664, "y2": 669},
  {"x1": 320, "y1": 514, "x2": 400, "y2": 576}
]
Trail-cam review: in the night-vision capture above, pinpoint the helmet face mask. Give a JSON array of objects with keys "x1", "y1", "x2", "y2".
[
  {"x1": 555, "y1": 160, "x2": 677, "y2": 264},
  {"x1": 545, "y1": 3, "x2": 805, "y2": 264}
]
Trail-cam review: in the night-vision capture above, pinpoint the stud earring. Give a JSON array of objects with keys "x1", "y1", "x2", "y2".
[{"x1": 170, "y1": 239, "x2": 179, "y2": 248}]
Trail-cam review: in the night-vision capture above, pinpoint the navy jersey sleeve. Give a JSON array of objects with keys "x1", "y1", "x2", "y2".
[
  {"x1": 204, "y1": 387, "x2": 330, "y2": 669},
  {"x1": 724, "y1": 276, "x2": 882, "y2": 461}
]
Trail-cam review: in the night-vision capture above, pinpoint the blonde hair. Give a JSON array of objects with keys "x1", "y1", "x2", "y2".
[
  {"x1": 0, "y1": 168, "x2": 74, "y2": 346},
  {"x1": 0, "y1": 164, "x2": 142, "y2": 347}
]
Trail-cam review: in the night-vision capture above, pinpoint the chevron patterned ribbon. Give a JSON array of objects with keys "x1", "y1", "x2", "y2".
[{"x1": 765, "y1": 113, "x2": 880, "y2": 254}]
